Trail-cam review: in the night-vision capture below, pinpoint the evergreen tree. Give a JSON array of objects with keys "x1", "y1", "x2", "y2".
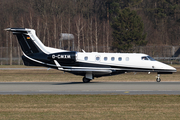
[{"x1": 111, "y1": 8, "x2": 147, "y2": 52}]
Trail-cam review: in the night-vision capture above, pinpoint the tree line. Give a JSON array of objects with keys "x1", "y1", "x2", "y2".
[
  {"x1": 1, "y1": 0, "x2": 113, "y2": 53},
  {"x1": 0, "y1": 0, "x2": 180, "y2": 64}
]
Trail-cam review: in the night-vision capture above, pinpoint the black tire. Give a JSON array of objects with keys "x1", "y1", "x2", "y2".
[
  {"x1": 83, "y1": 77, "x2": 91, "y2": 83},
  {"x1": 156, "y1": 78, "x2": 161, "y2": 82}
]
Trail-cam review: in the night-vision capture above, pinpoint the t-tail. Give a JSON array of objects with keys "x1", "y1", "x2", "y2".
[
  {"x1": 5, "y1": 28, "x2": 49, "y2": 55},
  {"x1": 5, "y1": 28, "x2": 66, "y2": 66}
]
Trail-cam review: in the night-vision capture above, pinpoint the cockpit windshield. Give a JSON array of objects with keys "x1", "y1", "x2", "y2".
[
  {"x1": 142, "y1": 56, "x2": 156, "y2": 61},
  {"x1": 147, "y1": 56, "x2": 156, "y2": 61}
]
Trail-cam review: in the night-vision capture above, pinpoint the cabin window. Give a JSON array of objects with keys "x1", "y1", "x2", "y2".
[
  {"x1": 126, "y1": 57, "x2": 129, "y2": 61},
  {"x1": 118, "y1": 57, "x2": 122, "y2": 61},
  {"x1": 84, "y1": 56, "x2": 88, "y2": 61},
  {"x1": 96, "y1": 56, "x2": 100, "y2": 61},
  {"x1": 111, "y1": 57, "x2": 115, "y2": 61},
  {"x1": 104, "y1": 57, "x2": 108, "y2": 61}
]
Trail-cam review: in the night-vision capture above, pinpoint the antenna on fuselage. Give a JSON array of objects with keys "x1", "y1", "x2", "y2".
[{"x1": 82, "y1": 49, "x2": 86, "y2": 53}]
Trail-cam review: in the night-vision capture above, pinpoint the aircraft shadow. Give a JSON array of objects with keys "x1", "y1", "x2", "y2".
[
  {"x1": 53, "y1": 82, "x2": 101, "y2": 85},
  {"x1": 0, "y1": 82, "x2": 179, "y2": 86},
  {"x1": 53, "y1": 81, "x2": 180, "y2": 85}
]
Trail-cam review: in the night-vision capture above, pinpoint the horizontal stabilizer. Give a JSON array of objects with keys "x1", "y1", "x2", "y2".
[
  {"x1": 4, "y1": 28, "x2": 11, "y2": 31},
  {"x1": 4, "y1": 28, "x2": 29, "y2": 33}
]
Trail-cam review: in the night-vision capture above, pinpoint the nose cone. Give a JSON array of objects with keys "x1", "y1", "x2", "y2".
[
  {"x1": 155, "y1": 61, "x2": 177, "y2": 73},
  {"x1": 165, "y1": 65, "x2": 177, "y2": 72}
]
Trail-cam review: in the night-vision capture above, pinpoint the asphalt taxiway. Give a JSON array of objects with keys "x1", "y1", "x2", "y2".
[{"x1": 0, "y1": 82, "x2": 180, "y2": 95}]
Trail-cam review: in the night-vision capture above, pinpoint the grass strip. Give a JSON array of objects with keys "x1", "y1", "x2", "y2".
[
  {"x1": 0, "y1": 95, "x2": 180, "y2": 120},
  {"x1": 0, "y1": 68, "x2": 179, "y2": 82}
]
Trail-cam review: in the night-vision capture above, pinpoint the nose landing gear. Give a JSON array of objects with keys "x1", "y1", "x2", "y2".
[
  {"x1": 82, "y1": 77, "x2": 91, "y2": 83},
  {"x1": 156, "y1": 74, "x2": 161, "y2": 82}
]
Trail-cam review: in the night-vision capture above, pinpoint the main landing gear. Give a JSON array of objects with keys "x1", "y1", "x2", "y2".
[
  {"x1": 156, "y1": 74, "x2": 161, "y2": 82},
  {"x1": 82, "y1": 72, "x2": 93, "y2": 83},
  {"x1": 83, "y1": 77, "x2": 91, "y2": 83}
]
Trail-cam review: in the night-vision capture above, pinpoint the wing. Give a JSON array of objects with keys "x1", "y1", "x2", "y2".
[{"x1": 54, "y1": 60, "x2": 112, "y2": 74}]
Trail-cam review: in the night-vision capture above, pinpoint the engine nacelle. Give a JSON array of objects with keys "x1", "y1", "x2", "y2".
[{"x1": 48, "y1": 51, "x2": 76, "y2": 63}]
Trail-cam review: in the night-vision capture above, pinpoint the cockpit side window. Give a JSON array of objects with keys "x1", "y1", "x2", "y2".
[
  {"x1": 142, "y1": 56, "x2": 156, "y2": 61},
  {"x1": 142, "y1": 56, "x2": 148, "y2": 60}
]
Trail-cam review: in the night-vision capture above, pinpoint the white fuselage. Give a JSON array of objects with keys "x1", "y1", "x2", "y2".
[{"x1": 76, "y1": 52, "x2": 176, "y2": 72}]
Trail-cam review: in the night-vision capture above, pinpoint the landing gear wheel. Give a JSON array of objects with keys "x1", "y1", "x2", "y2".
[
  {"x1": 83, "y1": 77, "x2": 91, "y2": 83},
  {"x1": 156, "y1": 74, "x2": 161, "y2": 82},
  {"x1": 156, "y1": 78, "x2": 161, "y2": 82}
]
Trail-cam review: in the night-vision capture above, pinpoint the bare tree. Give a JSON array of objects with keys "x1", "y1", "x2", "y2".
[
  {"x1": 82, "y1": 22, "x2": 85, "y2": 51},
  {"x1": 28, "y1": 12, "x2": 33, "y2": 28},
  {"x1": 36, "y1": 17, "x2": 41, "y2": 39},
  {"x1": 68, "y1": 14, "x2": 71, "y2": 50},
  {"x1": 106, "y1": 23, "x2": 110, "y2": 53},
  {"x1": 75, "y1": 14, "x2": 84, "y2": 51},
  {"x1": 9, "y1": 18, "x2": 13, "y2": 65},
  {"x1": 94, "y1": 17, "x2": 98, "y2": 52},
  {"x1": 43, "y1": 17, "x2": 48, "y2": 45},
  {"x1": 87, "y1": 25, "x2": 90, "y2": 52},
  {"x1": 60, "y1": 17, "x2": 63, "y2": 49},
  {"x1": 103, "y1": 20, "x2": 106, "y2": 52},
  {"x1": 90, "y1": 17, "x2": 93, "y2": 52},
  {"x1": 53, "y1": 16, "x2": 57, "y2": 48}
]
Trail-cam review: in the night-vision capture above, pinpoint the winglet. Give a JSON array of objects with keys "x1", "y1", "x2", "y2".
[{"x1": 4, "y1": 28, "x2": 11, "y2": 31}]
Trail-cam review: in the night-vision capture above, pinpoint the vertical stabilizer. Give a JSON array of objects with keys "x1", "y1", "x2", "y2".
[{"x1": 5, "y1": 28, "x2": 48, "y2": 55}]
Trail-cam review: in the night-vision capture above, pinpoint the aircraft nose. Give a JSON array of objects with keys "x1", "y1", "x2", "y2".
[
  {"x1": 155, "y1": 61, "x2": 177, "y2": 72},
  {"x1": 167, "y1": 65, "x2": 176, "y2": 71},
  {"x1": 157, "y1": 62, "x2": 177, "y2": 72}
]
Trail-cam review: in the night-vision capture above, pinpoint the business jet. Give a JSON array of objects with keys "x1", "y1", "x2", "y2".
[{"x1": 5, "y1": 28, "x2": 176, "y2": 83}]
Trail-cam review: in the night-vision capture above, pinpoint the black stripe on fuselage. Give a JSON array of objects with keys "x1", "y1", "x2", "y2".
[
  {"x1": 77, "y1": 62, "x2": 175, "y2": 73},
  {"x1": 56, "y1": 61, "x2": 175, "y2": 73}
]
